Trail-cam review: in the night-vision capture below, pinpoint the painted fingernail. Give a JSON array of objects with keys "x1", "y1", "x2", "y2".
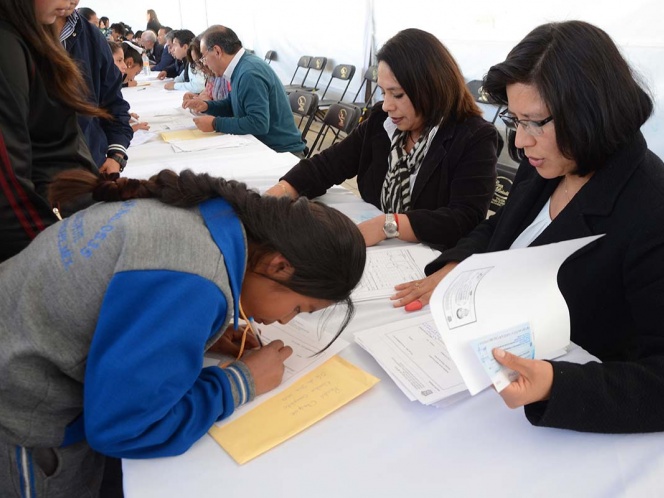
[{"x1": 405, "y1": 300, "x2": 423, "y2": 312}]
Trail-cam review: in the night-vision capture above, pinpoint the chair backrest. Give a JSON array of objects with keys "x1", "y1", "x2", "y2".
[
  {"x1": 466, "y1": 79, "x2": 503, "y2": 124},
  {"x1": 318, "y1": 64, "x2": 357, "y2": 104},
  {"x1": 288, "y1": 55, "x2": 313, "y2": 86},
  {"x1": 288, "y1": 90, "x2": 319, "y2": 143},
  {"x1": 490, "y1": 162, "x2": 516, "y2": 213},
  {"x1": 308, "y1": 103, "x2": 362, "y2": 156},
  {"x1": 352, "y1": 65, "x2": 379, "y2": 107},
  {"x1": 302, "y1": 56, "x2": 327, "y2": 91},
  {"x1": 264, "y1": 50, "x2": 276, "y2": 64}
]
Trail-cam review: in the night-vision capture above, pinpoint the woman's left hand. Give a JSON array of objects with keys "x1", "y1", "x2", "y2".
[
  {"x1": 492, "y1": 348, "x2": 554, "y2": 408},
  {"x1": 357, "y1": 215, "x2": 386, "y2": 247},
  {"x1": 208, "y1": 325, "x2": 260, "y2": 357},
  {"x1": 164, "y1": 81, "x2": 175, "y2": 90}
]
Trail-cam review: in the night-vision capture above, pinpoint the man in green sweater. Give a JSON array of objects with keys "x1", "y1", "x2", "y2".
[{"x1": 185, "y1": 25, "x2": 306, "y2": 155}]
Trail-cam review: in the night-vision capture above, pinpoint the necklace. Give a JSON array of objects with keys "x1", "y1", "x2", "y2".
[{"x1": 563, "y1": 175, "x2": 570, "y2": 201}]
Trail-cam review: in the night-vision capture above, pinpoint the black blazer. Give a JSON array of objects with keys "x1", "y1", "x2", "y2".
[
  {"x1": 282, "y1": 104, "x2": 499, "y2": 249},
  {"x1": 427, "y1": 133, "x2": 664, "y2": 433}
]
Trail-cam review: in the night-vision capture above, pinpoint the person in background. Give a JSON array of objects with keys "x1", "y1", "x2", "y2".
[
  {"x1": 182, "y1": 36, "x2": 231, "y2": 104},
  {"x1": 183, "y1": 25, "x2": 305, "y2": 155},
  {"x1": 154, "y1": 26, "x2": 180, "y2": 78},
  {"x1": 133, "y1": 29, "x2": 143, "y2": 45},
  {"x1": 54, "y1": 0, "x2": 133, "y2": 174},
  {"x1": 109, "y1": 21, "x2": 125, "y2": 41},
  {"x1": 0, "y1": 168, "x2": 366, "y2": 496},
  {"x1": 395, "y1": 21, "x2": 664, "y2": 434},
  {"x1": 164, "y1": 29, "x2": 205, "y2": 93},
  {"x1": 141, "y1": 28, "x2": 163, "y2": 67},
  {"x1": 0, "y1": 0, "x2": 103, "y2": 262},
  {"x1": 121, "y1": 41, "x2": 144, "y2": 87},
  {"x1": 125, "y1": 28, "x2": 134, "y2": 42},
  {"x1": 146, "y1": 8, "x2": 161, "y2": 33},
  {"x1": 109, "y1": 41, "x2": 149, "y2": 132},
  {"x1": 265, "y1": 28, "x2": 499, "y2": 249},
  {"x1": 77, "y1": 6, "x2": 97, "y2": 25},
  {"x1": 99, "y1": 15, "x2": 110, "y2": 37}
]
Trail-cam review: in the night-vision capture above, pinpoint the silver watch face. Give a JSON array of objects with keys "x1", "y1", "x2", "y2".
[{"x1": 383, "y1": 220, "x2": 399, "y2": 238}]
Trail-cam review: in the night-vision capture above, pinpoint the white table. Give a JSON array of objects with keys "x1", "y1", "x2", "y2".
[{"x1": 121, "y1": 80, "x2": 664, "y2": 498}]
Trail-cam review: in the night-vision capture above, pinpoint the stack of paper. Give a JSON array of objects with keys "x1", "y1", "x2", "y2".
[
  {"x1": 355, "y1": 314, "x2": 468, "y2": 406},
  {"x1": 165, "y1": 134, "x2": 252, "y2": 153},
  {"x1": 356, "y1": 235, "x2": 602, "y2": 406}
]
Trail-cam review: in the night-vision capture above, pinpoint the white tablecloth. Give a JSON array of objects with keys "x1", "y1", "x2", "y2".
[{"x1": 120, "y1": 78, "x2": 664, "y2": 498}]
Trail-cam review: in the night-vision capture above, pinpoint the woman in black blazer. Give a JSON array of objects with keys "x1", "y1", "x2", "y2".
[
  {"x1": 266, "y1": 29, "x2": 499, "y2": 249},
  {"x1": 395, "y1": 21, "x2": 664, "y2": 434}
]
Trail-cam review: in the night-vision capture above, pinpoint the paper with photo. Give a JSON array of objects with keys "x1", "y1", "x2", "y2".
[
  {"x1": 430, "y1": 234, "x2": 603, "y2": 395},
  {"x1": 471, "y1": 322, "x2": 534, "y2": 392},
  {"x1": 208, "y1": 356, "x2": 379, "y2": 464}
]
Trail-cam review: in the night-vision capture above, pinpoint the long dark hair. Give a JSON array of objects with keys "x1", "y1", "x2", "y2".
[
  {"x1": 49, "y1": 170, "x2": 367, "y2": 339},
  {"x1": 483, "y1": 20, "x2": 653, "y2": 174},
  {"x1": 0, "y1": 0, "x2": 106, "y2": 117},
  {"x1": 376, "y1": 28, "x2": 481, "y2": 128}
]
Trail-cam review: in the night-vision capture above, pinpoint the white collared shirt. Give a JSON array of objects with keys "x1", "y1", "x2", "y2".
[{"x1": 223, "y1": 48, "x2": 246, "y2": 81}]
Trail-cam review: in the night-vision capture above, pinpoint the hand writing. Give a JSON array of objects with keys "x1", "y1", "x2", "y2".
[
  {"x1": 391, "y1": 262, "x2": 458, "y2": 309},
  {"x1": 241, "y1": 340, "x2": 293, "y2": 395},
  {"x1": 492, "y1": 348, "x2": 554, "y2": 408},
  {"x1": 209, "y1": 325, "x2": 261, "y2": 357}
]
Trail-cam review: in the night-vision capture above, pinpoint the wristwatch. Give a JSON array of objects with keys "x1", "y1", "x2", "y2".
[
  {"x1": 383, "y1": 213, "x2": 400, "y2": 239},
  {"x1": 107, "y1": 152, "x2": 127, "y2": 173}
]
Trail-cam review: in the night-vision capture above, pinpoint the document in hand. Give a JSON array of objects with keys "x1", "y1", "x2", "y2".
[{"x1": 429, "y1": 234, "x2": 604, "y2": 395}]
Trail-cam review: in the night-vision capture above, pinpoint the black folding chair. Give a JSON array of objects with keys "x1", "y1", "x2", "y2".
[
  {"x1": 288, "y1": 90, "x2": 319, "y2": 146},
  {"x1": 308, "y1": 102, "x2": 362, "y2": 157},
  {"x1": 317, "y1": 63, "x2": 357, "y2": 110},
  {"x1": 351, "y1": 65, "x2": 379, "y2": 120},
  {"x1": 264, "y1": 50, "x2": 276, "y2": 64},
  {"x1": 283, "y1": 55, "x2": 313, "y2": 93}
]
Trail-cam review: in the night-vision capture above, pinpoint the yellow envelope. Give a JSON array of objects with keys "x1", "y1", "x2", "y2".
[
  {"x1": 160, "y1": 129, "x2": 216, "y2": 142},
  {"x1": 209, "y1": 356, "x2": 379, "y2": 464}
]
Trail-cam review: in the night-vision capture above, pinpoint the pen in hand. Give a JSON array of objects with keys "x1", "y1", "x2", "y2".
[{"x1": 248, "y1": 317, "x2": 263, "y2": 348}]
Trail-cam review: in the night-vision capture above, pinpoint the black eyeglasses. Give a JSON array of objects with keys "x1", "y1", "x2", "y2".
[{"x1": 499, "y1": 109, "x2": 553, "y2": 136}]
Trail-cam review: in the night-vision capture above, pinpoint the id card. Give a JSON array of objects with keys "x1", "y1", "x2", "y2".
[{"x1": 471, "y1": 323, "x2": 534, "y2": 392}]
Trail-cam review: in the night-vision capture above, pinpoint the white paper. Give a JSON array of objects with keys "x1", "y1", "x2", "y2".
[
  {"x1": 430, "y1": 234, "x2": 604, "y2": 395},
  {"x1": 129, "y1": 130, "x2": 157, "y2": 147},
  {"x1": 355, "y1": 315, "x2": 467, "y2": 405},
  {"x1": 352, "y1": 245, "x2": 439, "y2": 302},
  {"x1": 170, "y1": 135, "x2": 252, "y2": 153}
]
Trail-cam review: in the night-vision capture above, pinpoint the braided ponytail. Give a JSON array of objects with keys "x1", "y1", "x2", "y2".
[{"x1": 49, "y1": 169, "x2": 366, "y2": 338}]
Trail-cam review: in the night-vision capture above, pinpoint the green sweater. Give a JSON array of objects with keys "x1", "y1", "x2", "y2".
[{"x1": 206, "y1": 52, "x2": 305, "y2": 153}]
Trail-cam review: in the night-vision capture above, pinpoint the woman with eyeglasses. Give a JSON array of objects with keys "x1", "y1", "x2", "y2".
[{"x1": 394, "y1": 20, "x2": 664, "y2": 433}]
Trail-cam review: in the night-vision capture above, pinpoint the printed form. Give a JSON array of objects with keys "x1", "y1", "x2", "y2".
[
  {"x1": 355, "y1": 314, "x2": 467, "y2": 405},
  {"x1": 352, "y1": 245, "x2": 440, "y2": 302}
]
